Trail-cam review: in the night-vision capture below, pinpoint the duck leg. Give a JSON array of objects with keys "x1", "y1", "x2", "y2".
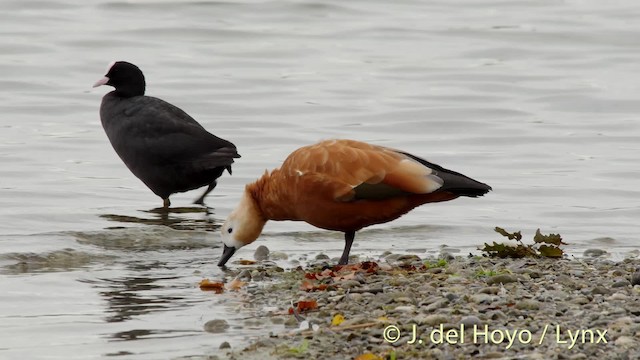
[
  {"x1": 339, "y1": 231, "x2": 356, "y2": 265},
  {"x1": 194, "y1": 181, "x2": 217, "y2": 205}
]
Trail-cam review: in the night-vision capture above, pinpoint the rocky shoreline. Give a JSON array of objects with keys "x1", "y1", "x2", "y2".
[{"x1": 207, "y1": 251, "x2": 639, "y2": 360}]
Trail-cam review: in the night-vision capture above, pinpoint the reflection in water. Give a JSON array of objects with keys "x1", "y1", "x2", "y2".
[
  {"x1": 100, "y1": 206, "x2": 222, "y2": 232},
  {"x1": 71, "y1": 226, "x2": 218, "y2": 252},
  {"x1": 110, "y1": 329, "x2": 200, "y2": 341},
  {"x1": 87, "y1": 274, "x2": 183, "y2": 323},
  {"x1": 0, "y1": 248, "x2": 116, "y2": 275}
]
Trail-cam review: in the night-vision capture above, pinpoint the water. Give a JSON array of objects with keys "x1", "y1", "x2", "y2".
[{"x1": 1, "y1": 0, "x2": 639, "y2": 358}]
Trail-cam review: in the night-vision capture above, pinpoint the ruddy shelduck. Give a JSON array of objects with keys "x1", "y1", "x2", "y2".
[{"x1": 218, "y1": 139, "x2": 491, "y2": 266}]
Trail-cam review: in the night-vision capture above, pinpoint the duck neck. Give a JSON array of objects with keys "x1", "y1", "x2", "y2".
[{"x1": 248, "y1": 170, "x2": 295, "y2": 221}]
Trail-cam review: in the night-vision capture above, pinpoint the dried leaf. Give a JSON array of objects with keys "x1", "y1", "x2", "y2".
[
  {"x1": 333, "y1": 271, "x2": 357, "y2": 282},
  {"x1": 538, "y1": 244, "x2": 564, "y2": 258},
  {"x1": 199, "y1": 279, "x2": 224, "y2": 293},
  {"x1": 238, "y1": 259, "x2": 256, "y2": 265},
  {"x1": 300, "y1": 280, "x2": 328, "y2": 292},
  {"x1": 331, "y1": 314, "x2": 345, "y2": 326},
  {"x1": 480, "y1": 242, "x2": 534, "y2": 258},
  {"x1": 494, "y1": 227, "x2": 522, "y2": 241},
  {"x1": 226, "y1": 278, "x2": 246, "y2": 291},
  {"x1": 296, "y1": 300, "x2": 318, "y2": 312},
  {"x1": 533, "y1": 229, "x2": 566, "y2": 246}
]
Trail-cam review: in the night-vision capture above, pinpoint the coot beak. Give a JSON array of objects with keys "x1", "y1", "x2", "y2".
[
  {"x1": 217, "y1": 244, "x2": 236, "y2": 267},
  {"x1": 93, "y1": 76, "x2": 110, "y2": 88}
]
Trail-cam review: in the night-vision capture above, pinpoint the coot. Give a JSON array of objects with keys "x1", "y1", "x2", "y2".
[{"x1": 93, "y1": 61, "x2": 240, "y2": 208}]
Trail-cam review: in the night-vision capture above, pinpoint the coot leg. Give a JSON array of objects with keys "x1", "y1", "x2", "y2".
[
  {"x1": 194, "y1": 181, "x2": 217, "y2": 205},
  {"x1": 163, "y1": 198, "x2": 171, "y2": 209}
]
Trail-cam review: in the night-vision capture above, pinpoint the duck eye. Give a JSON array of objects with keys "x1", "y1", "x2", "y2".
[{"x1": 227, "y1": 227, "x2": 233, "y2": 234}]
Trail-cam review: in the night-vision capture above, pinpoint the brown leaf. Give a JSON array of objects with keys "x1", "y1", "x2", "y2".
[
  {"x1": 296, "y1": 299, "x2": 318, "y2": 313},
  {"x1": 199, "y1": 279, "x2": 224, "y2": 293},
  {"x1": 226, "y1": 278, "x2": 246, "y2": 291}
]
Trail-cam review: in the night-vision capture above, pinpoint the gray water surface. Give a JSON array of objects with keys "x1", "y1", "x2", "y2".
[{"x1": 1, "y1": 0, "x2": 639, "y2": 358}]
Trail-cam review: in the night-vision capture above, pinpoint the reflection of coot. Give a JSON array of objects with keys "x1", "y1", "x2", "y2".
[{"x1": 93, "y1": 61, "x2": 240, "y2": 208}]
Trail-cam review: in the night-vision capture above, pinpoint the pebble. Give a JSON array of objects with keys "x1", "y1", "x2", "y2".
[
  {"x1": 470, "y1": 293, "x2": 495, "y2": 304},
  {"x1": 591, "y1": 286, "x2": 610, "y2": 295},
  {"x1": 393, "y1": 305, "x2": 416, "y2": 313},
  {"x1": 459, "y1": 315, "x2": 482, "y2": 326},
  {"x1": 612, "y1": 279, "x2": 630, "y2": 288},
  {"x1": 269, "y1": 251, "x2": 288, "y2": 260},
  {"x1": 614, "y1": 336, "x2": 635, "y2": 348},
  {"x1": 516, "y1": 299, "x2": 540, "y2": 310},
  {"x1": 203, "y1": 319, "x2": 229, "y2": 334},
  {"x1": 253, "y1": 245, "x2": 270, "y2": 261},
  {"x1": 608, "y1": 293, "x2": 628, "y2": 301},
  {"x1": 421, "y1": 314, "x2": 449, "y2": 326},
  {"x1": 220, "y1": 256, "x2": 640, "y2": 360},
  {"x1": 423, "y1": 299, "x2": 449, "y2": 311},
  {"x1": 632, "y1": 268, "x2": 640, "y2": 286},
  {"x1": 219, "y1": 341, "x2": 231, "y2": 349},
  {"x1": 583, "y1": 248, "x2": 607, "y2": 257},
  {"x1": 486, "y1": 274, "x2": 518, "y2": 285}
]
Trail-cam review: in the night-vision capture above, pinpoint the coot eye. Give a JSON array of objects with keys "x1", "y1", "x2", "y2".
[{"x1": 227, "y1": 228, "x2": 233, "y2": 234}]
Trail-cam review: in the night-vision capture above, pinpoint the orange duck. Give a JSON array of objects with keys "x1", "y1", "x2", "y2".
[{"x1": 218, "y1": 139, "x2": 491, "y2": 266}]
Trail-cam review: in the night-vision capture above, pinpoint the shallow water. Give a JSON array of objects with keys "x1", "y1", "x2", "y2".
[{"x1": 1, "y1": 0, "x2": 639, "y2": 358}]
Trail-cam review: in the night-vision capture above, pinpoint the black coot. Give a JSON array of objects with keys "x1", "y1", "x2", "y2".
[{"x1": 93, "y1": 61, "x2": 240, "y2": 208}]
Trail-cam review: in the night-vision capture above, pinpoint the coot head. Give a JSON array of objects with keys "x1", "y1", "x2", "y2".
[{"x1": 93, "y1": 61, "x2": 146, "y2": 98}]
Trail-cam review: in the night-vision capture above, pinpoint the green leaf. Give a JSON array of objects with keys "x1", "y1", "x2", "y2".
[{"x1": 288, "y1": 339, "x2": 309, "y2": 354}]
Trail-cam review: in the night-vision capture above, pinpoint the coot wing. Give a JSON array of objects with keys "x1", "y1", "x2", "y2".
[{"x1": 101, "y1": 94, "x2": 239, "y2": 170}]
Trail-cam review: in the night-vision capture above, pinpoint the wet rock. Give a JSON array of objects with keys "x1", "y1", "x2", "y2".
[
  {"x1": 254, "y1": 245, "x2": 270, "y2": 261},
  {"x1": 396, "y1": 254, "x2": 421, "y2": 263},
  {"x1": 237, "y1": 269, "x2": 252, "y2": 280},
  {"x1": 204, "y1": 319, "x2": 230, "y2": 334},
  {"x1": 283, "y1": 317, "x2": 299, "y2": 328},
  {"x1": 251, "y1": 269, "x2": 265, "y2": 281},
  {"x1": 219, "y1": 341, "x2": 231, "y2": 349},
  {"x1": 631, "y1": 268, "x2": 640, "y2": 286},
  {"x1": 439, "y1": 252, "x2": 455, "y2": 261},
  {"x1": 583, "y1": 249, "x2": 607, "y2": 257},
  {"x1": 269, "y1": 251, "x2": 288, "y2": 260},
  {"x1": 315, "y1": 253, "x2": 330, "y2": 260}
]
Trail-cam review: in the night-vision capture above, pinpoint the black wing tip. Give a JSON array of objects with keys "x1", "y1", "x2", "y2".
[{"x1": 458, "y1": 183, "x2": 492, "y2": 197}]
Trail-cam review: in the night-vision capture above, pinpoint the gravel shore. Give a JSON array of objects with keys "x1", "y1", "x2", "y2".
[{"x1": 207, "y1": 251, "x2": 639, "y2": 360}]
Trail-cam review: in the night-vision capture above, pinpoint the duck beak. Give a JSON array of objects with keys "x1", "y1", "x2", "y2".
[
  {"x1": 217, "y1": 244, "x2": 236, "y2": 267},
  {"x1": 92, "y1": 76, "x2": 110, "y2": 88}
]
